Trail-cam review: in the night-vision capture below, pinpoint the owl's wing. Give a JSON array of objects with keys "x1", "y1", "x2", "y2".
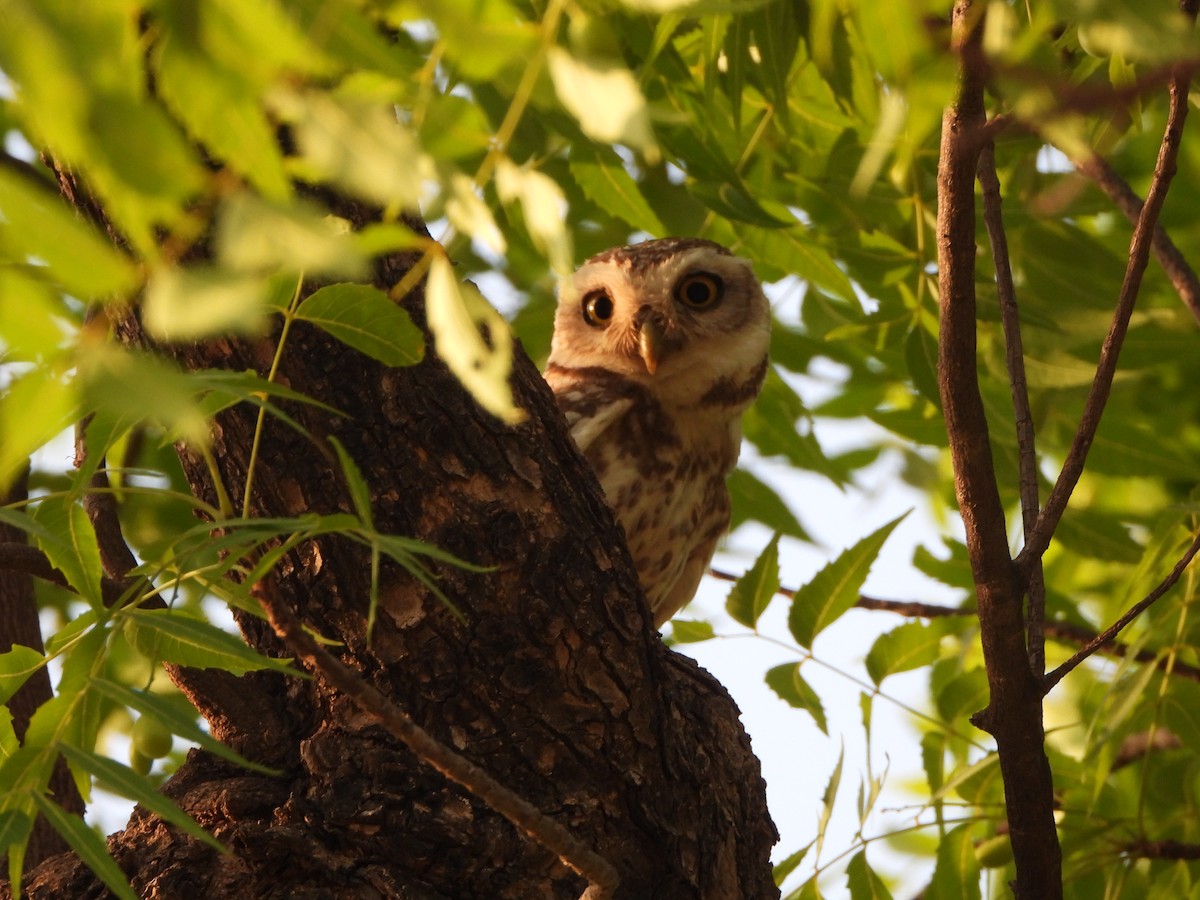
[
  {"x1": 546, "y1": 367, "x2": 635, "y2": 454},
  {"x1": 563, "y1": 396, "x2": 633, "y2": 453}
]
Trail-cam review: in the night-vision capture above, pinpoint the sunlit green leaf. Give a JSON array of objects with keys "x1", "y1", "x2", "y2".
[
  {"x1": 123, "y1": 609, "x2": 295, "y2": 675},
  {"x1": 846, "y1": 850, "x2": 894, "y2": 900},
  {"x1": 295, "y1": 284, "x2": 425, "y2": 367},
  {"x1": 426, "y1": 255, "x2": 523, "y2": 423},
  {"x1": 569, "y1": 144, "x2": 666, "y2": 237},
  {"x1": 789, "y1": 514, "x2": 907, "y2": 648},
  {"x1": 866, "y1": 621, "x2": 947, "y2": 685},
  {"x1": 0, "y1": 646, "x2": 44, "y2": 707},
  {"x1": 726, "y1": 533, "x2": 781, "y2": 628},
  {"x1": 0, "y1": 168, "x2": 137, "y2": 299},
  {"x1": 926, "y1": 823, "x2": 981, "y2": 900},
  {"x1": 670, "y1": 619, "x2": 715, "y2": 643},
  {"x1": 57, "y1": 743, "x2": 223, "y2": 851},
  {"x1": 765, "y1": 663, "x2": 828, "y2": 734},
  {"x1": 728, "y1": 467, "x2": 811, "y2": 540},
  {"x1": 547, "y1": 48, "x2": 658, "y2": 161},
  {"x1": 31, "y1": 793, "x2": 137, "y2": 900},
  {"x1": 32, "y1": 496, "x2": 103, "y2": 607},
  {"x1": 88, "y1": 679, "x2": 278, "y2": 775}
]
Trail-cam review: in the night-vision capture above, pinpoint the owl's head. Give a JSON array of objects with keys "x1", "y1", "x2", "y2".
[{"x1": 549, "y1": 238, "x2": 770, "y2": 402}]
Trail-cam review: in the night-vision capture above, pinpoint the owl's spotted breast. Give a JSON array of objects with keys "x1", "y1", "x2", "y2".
[{"x1": 546, "y1": 237, "x2": 770, "y2": 626}]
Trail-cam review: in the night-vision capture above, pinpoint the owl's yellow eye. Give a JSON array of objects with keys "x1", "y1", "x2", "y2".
[
  {"x1": 674, "y1": 272, "x2": 724, "y2": 310},
  {"x1": 582, "y1": 290, "x2": 615, "y2": 326}
]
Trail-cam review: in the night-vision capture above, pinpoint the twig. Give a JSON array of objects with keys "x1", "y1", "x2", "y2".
[
  {"x1": 709, "y1": 569, "x2": 1200, "y2": 681},
  {"x1": 1123, "y1": 839, "x2": 1200, "y2": 860},
  {"x1": 1018, "y1": 57, "x2": 1191, "y2": 571},
  {"x1": 1072, "y1": 152, "x2": 1200, "y2": 323},
  {"x1": 1042, "y1": 529, "x2": 1200, "y2": 692},
  {"x1": 977, "y1": 141, "x2": 1047, "y2": 675},
  {"x1": 251, "y1": 579, "x2": 620, "y2": 900},
  {"x1": 0, "y1": 541, "x2": 127, "y2": 606}
]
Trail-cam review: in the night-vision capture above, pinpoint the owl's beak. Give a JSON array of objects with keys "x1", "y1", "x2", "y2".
[{"x1": 637, "y1": 320, "x2": 664, "y2": 375}]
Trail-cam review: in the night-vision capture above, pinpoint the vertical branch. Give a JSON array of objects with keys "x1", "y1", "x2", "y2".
[
  {"x1": 1017, "y1": 66, "x2": 1191, "y2": 570},
  {"x1": 936, "y1": 3, "x2": 1062, "y2": 896},
  {"x1": 977, "y1": 143, "x2": 1046, "y2": 675}
]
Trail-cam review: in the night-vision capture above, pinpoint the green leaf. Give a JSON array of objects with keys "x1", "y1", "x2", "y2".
[
  {"x1": 728, "y1": 468, "x2": 811, "y2": 540},
  {"x1": 846, "y1": 850, "x2": 894, "y2": 900},
  {"x1": 80, "y1": 345, "x2": 209, "y2": 444},
  {"x1": 934, "y1": 667, "x2": 990, "y2": 723},
  {"x1": 765, "y1": 663, "x2": 828, "y2": 734},
  {"x1": 866, "y1": 621, "x2": 946, "y2": 685},
  {"x1": 295, "y1": 284, "x2": 425, "y2": 368},
  {"x1": 691, "y1": 180, "x2": 793, "y2": 227},
  {"x1": 926, "y1": 823, "x2": 981, "y2": 900},
  {"x1": 154, "y1": 38, "x2": 291, "y2": 200},
  {"x1": 548, "y1": 49, "x2": 657, "y2": 160},
  {"x1": 0, "y1": 364, "x2": 79, "y2": 491},
  {"x1": 31, "y1": 793, "x2": 137, "y2": 900},
  {"x1": 88, "y1": 679, "x2": 278, "y2": 775},
  {"x1": 123, "y1": 609, "x2": 295, "y2": 676},
  {"x1": 56, "y1": 744, "x2": 223, "y2": 851},
  {"x1": 670, "y1": 619, "x2": 715, "y2": 643},
  {"x1": 216, "y1": 193, "x2": 367, "y2": 278},
  {"x1": 816, "y1": 746, "x2": 844, "y2": 856},
  {"x1": 773, "y1": 842, "x2": 812, "y2": 888},
  {"x1": 743, "y1": 369, "x2": 846, "y2": 483},
  {"x1": 425, "y1": 255, "x2": 523, "y2": 423},
  {"x1": 33, "y1": 496, "x2": 103, "y2": 607},
  {"x1": 0, "y1": 646, "x2": 45, "y2": 706},
  {"x1": 328, "y1": 437, "x2": 374, "y2": 528},
  {"x1": 726, "y1": 534, "x2": 781, "y2": 628},
  {"x1": 0, "y1": 168, "x2": 137, "y2": 299},
  {"x1": 789, "y1": 514, "x2": 907, "y2": 648},
  {"x1": 0, "y1": 809, "x2": 32, "y2": 853},
  {"x1": 286, "y1": 0, "x2": 422, "y2": 79},
  {"x1": 569, "y1": 144, "x2": 667, "y2": 236}
]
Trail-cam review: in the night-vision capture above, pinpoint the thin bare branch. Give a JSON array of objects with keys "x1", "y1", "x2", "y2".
[
  {"x1": 1072, "y1": 152, "x2": 1200, "y2": 322},
  {"x1": 977, "y1": 141, "x2": 1047, "y2": 676},
  {"x1": 1123, "y1": 839, "x2": 1200, "y2": 860},
  {"x1": 1018, "y1": 68, "x2": 1192, "y2": 571},
  {"x1": 251, "y1": 579, "x2": 620, "y2": 900},
  {"x1": 713, "y1": 569, "x2": 1200, "y2": 683},
  {"x1": 1043, "y1": 528, "x2": 1200, "y2": 692}
]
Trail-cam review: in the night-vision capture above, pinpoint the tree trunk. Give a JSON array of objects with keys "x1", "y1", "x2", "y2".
[{"x1": 10, "y1": 191, "x2": 778, "y2": 898}]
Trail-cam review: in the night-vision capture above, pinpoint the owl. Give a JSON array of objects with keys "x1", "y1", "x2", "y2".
[{"x1": 545, "y1": 238, "x2": 771, "y2": 627}]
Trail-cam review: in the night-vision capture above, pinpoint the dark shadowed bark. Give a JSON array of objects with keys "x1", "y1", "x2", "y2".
[{"x1": 5, "y1": 178, "x2": 777, "y2": 898}]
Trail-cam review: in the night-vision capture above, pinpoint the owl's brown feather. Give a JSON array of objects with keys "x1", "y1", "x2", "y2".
[{"x1": 546, "y1": 238, "x2": 770, "y2": 627}]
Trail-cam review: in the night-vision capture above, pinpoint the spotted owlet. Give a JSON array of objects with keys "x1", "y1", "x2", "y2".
[{"x1": 545, "y1": 238, "x2": 771, "y2": 627}]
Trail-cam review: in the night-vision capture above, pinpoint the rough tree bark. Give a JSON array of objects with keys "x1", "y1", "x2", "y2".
[{"x1": 4, "y1": 183, "x2": 777, "y2": 897}]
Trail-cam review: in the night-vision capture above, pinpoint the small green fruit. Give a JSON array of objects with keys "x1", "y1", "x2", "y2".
[
  {"x1": 129, "y1": 747, "x2": 154, "y2": 776},
  {"x1": 132, "y1": 715, "x2": 174, "y2": 760}
]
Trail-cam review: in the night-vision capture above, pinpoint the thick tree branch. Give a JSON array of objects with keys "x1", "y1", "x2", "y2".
[
  {"x1": 977, "y1": 141, "x2": 1047, "y2": 675},
  {"x1": 1043, "y1": 528, "x2": 1200, "y2": 692},
  {"x1": 1017, "y1": 52, "x2": 1192, "y2": 571},
  {"x1": 938, "y1": 4, "x2": 1062, "y2": 895},
  {"x1": 252, "y1": 579, "x2": 620, "y2": 899}
]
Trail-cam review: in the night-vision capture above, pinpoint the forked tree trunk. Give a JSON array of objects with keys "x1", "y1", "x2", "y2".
[{"x1": 9, "y1": 187, "x2": 778, "y2": 898}]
